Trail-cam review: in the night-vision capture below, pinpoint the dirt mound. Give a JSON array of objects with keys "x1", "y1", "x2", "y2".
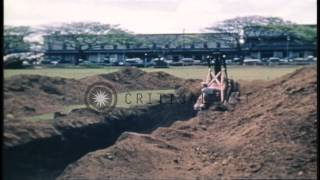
[
  {"x1": 4, "y1": 68, "x2": 196, "y2": 117},
  {"x1": 4, "y1": 75, "x2": 88, "y2": 117},
  {"x1": 81, "y1": 67, "x2": 185, "y2": 91},
  {"x1": 57, "y1": 66, "x2": 317, "y2": 180}
]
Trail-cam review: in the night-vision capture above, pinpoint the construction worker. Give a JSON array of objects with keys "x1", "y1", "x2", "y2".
[{"x1": 212, "y1": 52, "x2": 226, "y2": 74}]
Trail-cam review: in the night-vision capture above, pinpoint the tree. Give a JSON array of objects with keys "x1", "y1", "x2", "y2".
[
  {"x1": 4, "y1": 26, "x2": 34, "y2": 54},
  {"x1": 4, "y1": 25, "x2": 34, "y2": 36},
  {"x1": 259, "y1": 24, "x2": 316, "y2": 43},
  {"x1": 291, "y1": 25, "x2": 316, "y2": 43},
  {"x1": 204, "y1": 16, "x2": 294, "y2": 61}
]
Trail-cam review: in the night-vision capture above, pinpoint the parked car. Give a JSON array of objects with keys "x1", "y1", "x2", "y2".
[
  {"x1": 193, "y1": 60, "x2": 202, "y2": 65},
  {"x1": 165, "y1": 60, "x2": 173, "y2": 64},
  {"x1": 110, "y1": 61, "x2": 120, "y2": 66},
  {"x1": 153, "y1": 60, "x2": 169, "y2": 68},
  {"x1": 267, "y1": 57, "x2": 281, "y2": 65},
  {"x1": 181, "y1": 58, "x2": 194, "y2": 66},
  {"x1": 305, "y1": 55, "x2": 315, "y2": 61},
  {"x1": 22, "y1": 60, "x2": 30, "y2": 66},
  {"x1": 144, "y1": 61, "x2": 155, "y2": 67},
  {"x1": 169, "y1": 61, "x2": 184, "y2": 66},
  {"x1": 225, "y1": 59, "x2": 233, "y2": 65},
  {"x1": 200, "y1": 61, "x2": 209, "y2": 66},
  {"x1": 41, "y1": 60, "x2": 52, "y2": 64},
  {"x1": 278, "y1": 58, "x2": 290, "y2": 65},
  {"x1": 125, "y1": 58, "x2": 144, "y2": 67},
  {"x1": 51, "y1": 61, "x2": 60, "y2": 65},
  {"x1": 243, "y1": 58, "x2": 263, "y2": 65},
  {"x1": 152, "y1": 57, "x2": 166, "y2": 61},
  {"x1": 233, "y1": 57, "x2": 240, "y2": 61},
  {"x1": 292, "y1": 57, "x2": 304, "y2": 61},
  {"x1": 233, "y1": 57, "x2": 242, "y2": 65},
  {"x1": 291, "y1": 57, "x2": 315, "y2": 65},
  {"x1": 79, "y1": 60, "x2": 93, "y2": 65}
]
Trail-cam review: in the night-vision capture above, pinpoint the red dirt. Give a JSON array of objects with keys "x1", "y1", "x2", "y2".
[
  {"x1": 3, "y1": 66, "x2": 316, "y2": 180},
  {"x1": 4, "y1": 75, "x2": 88, "y2": 117},
  {"x1": 81, "y1": 68, "x2": 185, "y2": 91},
  {"x1": 57, "y1": 66, "x2": 317, "y2": 180},
  {"x1": 4, "y1": 68, "x2": 196, "y2": 117},
  {"x1": 4, "y1": 86, "x2": 198, "y2": 180}
]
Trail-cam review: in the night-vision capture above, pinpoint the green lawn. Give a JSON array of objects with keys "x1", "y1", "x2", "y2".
[
  {"x1": 144, "y1": 66, "x2": 305, "y2": 80},
  {"x1": 4, "y1": 65, "x2": 304, "y2": 80},
  {"x1": 26, "y1": 89, "x2": 175, "y2": 121},
  {"x1": 26, "y1": 104, "x2": 87, "y2": 121},
  {"x1": 4, "y1": 67, "x2": 120, "y2": 79}
]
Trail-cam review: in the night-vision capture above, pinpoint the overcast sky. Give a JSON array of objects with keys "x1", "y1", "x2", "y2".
[{"x1": 4, "y1": 0, "x2": 317, "y2": 33}]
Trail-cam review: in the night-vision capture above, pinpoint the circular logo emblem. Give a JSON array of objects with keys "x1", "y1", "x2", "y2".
[{"x1": 84, "y1": 82, "x2": 117, "y2": 114}]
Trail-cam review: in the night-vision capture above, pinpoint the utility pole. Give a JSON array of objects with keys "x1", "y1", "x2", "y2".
[
  {"x1": 286, "y1": 35, "x2": 290, "y2": 59},
  {"x1": 144, "y1": 53, "x2": 147, "y2": 67},
  {"x1": 182, "y1": 28, "x2": 185, "y2": 49}
]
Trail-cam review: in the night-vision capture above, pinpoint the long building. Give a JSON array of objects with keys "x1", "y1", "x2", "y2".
[{"x1": 42, "y1": 30, "x2": 316, "y2": 64}]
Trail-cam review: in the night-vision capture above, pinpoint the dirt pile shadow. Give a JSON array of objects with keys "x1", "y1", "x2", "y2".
[{"x1": 56, "y1": 66, "x2": 317, "y2": 180}]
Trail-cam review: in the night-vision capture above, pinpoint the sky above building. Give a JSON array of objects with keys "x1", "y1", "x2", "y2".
[{"x1": 4, "y1": 0, "x2": 317, "y2": 33}]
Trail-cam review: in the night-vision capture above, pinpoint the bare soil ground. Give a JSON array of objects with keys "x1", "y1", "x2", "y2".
[
  {"x1": 57, "y1": 66, "x2": 317, "y2": 180},
  {"x1": 4, "y1": 68, "x2": 201, "y2": 180},
  {"x1": 3, "y1": 66, "x2": 317, "y2": 180},
  {"x1": 4, "y1": 68, "x2": 192, "y2": 117}
]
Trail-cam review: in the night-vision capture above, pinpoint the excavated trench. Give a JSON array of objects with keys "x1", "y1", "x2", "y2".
[{"x1": 4, "y1": 92, "x2": 199, "y2": 180}]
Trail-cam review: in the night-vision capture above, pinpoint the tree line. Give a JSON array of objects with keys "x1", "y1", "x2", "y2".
[{"x1": 4, "y1": 16, "x2": 316, "y2": 55}]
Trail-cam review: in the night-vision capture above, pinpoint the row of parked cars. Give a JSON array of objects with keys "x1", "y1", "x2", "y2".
[
  {"x1": 35, "y1": 56, "x2": 318, "y2": 67},
  {"x1": 240, "y1": 56, "x2": 317, "y2": 66},
  {"x1": 80, "y1": 57, "x2": 205, "y2": 68}
]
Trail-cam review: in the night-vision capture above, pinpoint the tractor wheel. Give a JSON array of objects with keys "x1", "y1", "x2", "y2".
[
  {"x1": 229, "y1": 80, "x2": 241, "y2": 104},
  {"x1": 225, "y1": 79, "x2": 234, "y2": 102},
  {"x1": 225, "y1": 79, "x2": 240, "y2": 104},
  {"x1": 233, "y1": 81, "x2": 240, "y2": 93}
]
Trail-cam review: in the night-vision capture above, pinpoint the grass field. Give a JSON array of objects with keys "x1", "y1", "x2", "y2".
[
  {"x1": 27, "y1": 89, "x2": 175, "y2": 121},
  {"x1": 5, "y1": 65, "x2": 305, "y2": 80},
  {"x1": 4, "y1": 67, "x2": 120, "y2": 79}
]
